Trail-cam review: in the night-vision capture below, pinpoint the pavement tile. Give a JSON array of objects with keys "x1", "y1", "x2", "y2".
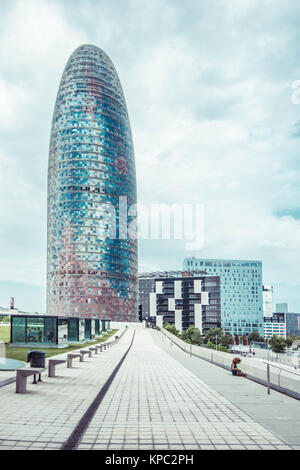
[
  {"x1": 0, "y1": 328, "x2": 295, "y2": 451},
  {"x1": 0, "y1": 333, "x2": 129, "y2": 450},
  {"x1": 74, "y1": 330, "x2": 293, "y2": 451}
]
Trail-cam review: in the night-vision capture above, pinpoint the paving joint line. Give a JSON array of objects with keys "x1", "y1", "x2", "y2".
[
  {"x1": 60, "y1": 329, "x2": 135, "y2": 451},
  {"x1": 0, "y1": 438, "x2": 64, "y2": 444}
]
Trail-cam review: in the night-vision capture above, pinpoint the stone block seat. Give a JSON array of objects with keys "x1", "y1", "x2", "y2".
[
  {"x1": 48, "y1": 359, "x2": 67, "y2": 377},
  {"x1": 89, "y1": 347, "x2": 98, "y2": 355},
  {"x1": 16, "y1": 368, "x2": 46, "y2": 394},
  {"x1": 67, "y1": 353, "x2": 83, "y2": 368},
  {"x1": 80, "y1": 349, "x2": 92, "y2": 359}
]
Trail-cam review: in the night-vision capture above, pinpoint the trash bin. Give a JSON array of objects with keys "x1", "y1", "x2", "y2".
[
  {"x1": 115, "y1": 336, "x2": 119, "y2": 340},
  {"x1": 27, "y1": 350, "x2": 46, "y2": 368}
]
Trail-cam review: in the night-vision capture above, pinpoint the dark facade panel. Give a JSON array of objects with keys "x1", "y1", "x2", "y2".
[
  {"x1": 153, "y1": 275, "x2": 221, "y2": 332},
  {"x1": 286, "y1": 312, "x2": 300, "y2": 337}
]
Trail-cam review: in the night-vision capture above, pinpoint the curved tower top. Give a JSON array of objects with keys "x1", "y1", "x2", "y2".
[{"x1": 47, "y1": 44, "x2": 138, "y2": 322}]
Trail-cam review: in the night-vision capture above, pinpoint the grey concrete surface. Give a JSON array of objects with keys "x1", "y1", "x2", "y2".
[
  {"x1": 0, "y1": 327, "x2": 298, "y2": 451},
  {"x1": 77, "y1": 328, "x2": 294, "y2": 450},
  {"x1": 0, "y1": 331, "x2": 131, "y2": 450},
  {"x1": 152, "y1": 329, "x2": 300, "y2": 448}
]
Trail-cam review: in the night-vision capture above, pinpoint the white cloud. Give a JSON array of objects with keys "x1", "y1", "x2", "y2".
[
  {"x1": 0, "y1": 80, "x2": 28, "y2": 129},
  {"x1": 0, "y1": 0, "x2": 300, "y2": 311},
  {"x1": 0, "y1": 0, "x2": 86, "y2": 67}
]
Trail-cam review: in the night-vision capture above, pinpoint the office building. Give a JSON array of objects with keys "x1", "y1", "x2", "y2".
[
  {"x1": 263, "y1": 285, "x2": 273, "y2": 318},
  {"x1": 47, "y1": 44, "x2": 138, "y2": 322},
  {"x1": 138, "y1": 270, "x2": 207, "y2": 320},
  {"x1": 276, "y1": 303, "x2": 288, "y2": 314},
  {"x1": 183, "y1": 258, "x2": 264, "y2": 337},
  {"x1": 149, "y1": 271, "x2": 221, "y2": 332},
  {"x1": 286, "y1": 313, "x2": 300, "y2": 337},
  {"x1": 263, "y1": 312, "x2": 286, "y2": 339}
]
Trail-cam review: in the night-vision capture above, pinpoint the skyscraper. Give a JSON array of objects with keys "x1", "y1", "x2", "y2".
[
  {"x1": 47, "y1": 45, "x2": 138, "y2": 322},
  {"x1": 276, "y1": 303, "x2": 288, "y2": 314},
  {"x1": 183, "y1": 258, "x2": 264, "y2": 337},
  {"x1": 263, "y1": 285, "x2": 273, "y2": 318}
]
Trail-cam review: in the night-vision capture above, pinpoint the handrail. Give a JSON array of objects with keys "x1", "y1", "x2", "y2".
[
  {"x1": 158, "y1": 327, "x2": 300, "y2": 399},
  {"x1": 263, "y1": 361, "x2": 300, "y2": 378},
  {"x1": 160, "y1": 327, "x2": 300, "y2": 378},
  {"x1": 158, "y1": 328, "x2": 222, "y2": 364}
]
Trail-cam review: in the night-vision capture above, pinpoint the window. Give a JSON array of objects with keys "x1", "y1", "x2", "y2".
[
  {"x1": 11, "y1": 317, "x2": 26, "y2": 343},
  {"x1": 26, "y1": 317, "x2": 44, "y2": 343},
  {"x1": 45, "y1": 317, "x2": 57, "y2": 343}
]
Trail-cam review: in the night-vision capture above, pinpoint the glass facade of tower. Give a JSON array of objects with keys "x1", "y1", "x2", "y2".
[
  {"x1": 183, "y1": 258, "x2": 264, "y2": 337},
  {"x1": 286, "y1": 312, "x2": 300, "y2": 337},
  {"x1": 47, "y1": 45, "x2": 138, "y2": 322}
]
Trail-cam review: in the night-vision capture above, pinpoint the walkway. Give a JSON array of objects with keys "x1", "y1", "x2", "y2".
[
  {"x1": 76, "y1": 328, "x2": 295, "y2": 450},
  {"x1": 0, "y1": 334, "x2": 130, "y2": 450},
  {"x1": 0, "y1": 327, "x2": 298, "y2": 450},
  {"x1": 152, "y1": 330, "x2": 300, "y2": 449}
]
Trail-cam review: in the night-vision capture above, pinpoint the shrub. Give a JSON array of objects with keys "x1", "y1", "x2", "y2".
[{"x1": 163, "y1": 322, "x2": 180, "y2": 337}]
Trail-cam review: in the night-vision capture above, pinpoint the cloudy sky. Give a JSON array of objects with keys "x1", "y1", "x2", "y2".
[{"x1": 0, "y1": 0, "x2": 300, "y2": 313}]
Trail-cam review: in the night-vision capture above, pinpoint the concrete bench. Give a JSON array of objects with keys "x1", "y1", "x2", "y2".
[
  {"x1": 16, "y1": 368, "x2": 46, "y2": 394},
  {"x1": 67, "y1": 353, "x2": 83, "y2": 368},
  {"x1": 80, "y1": 349, "x2": 92, "y2": 358},
  {"x1": 95, "y1": 345, "x2": 103, "y2": 352},
  {"x1": 48, "y1": 359, "x2": 67, "y2": 377},
  {"x1": 89, "y1": 347, "x2": 98, "y2": 355}
]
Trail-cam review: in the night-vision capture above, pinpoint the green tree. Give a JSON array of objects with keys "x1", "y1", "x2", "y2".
[
  {"x1": 221, "y1": 333, "x2": 234, "y2": 348},
  {"x1": 204, "y1": 340, "x2": 230, "y2": 353},
  {"x1": 268, "y1": 335, "x2": 287, "y2": 355},
  {"x1": 163, "y1": 322, "x2": 180, "y2": 337},
  {"x1": 248, "y1": 330, "x2": 265, "y2": 343},
  {"x1": 286, "y1": 335, "x2": 297, "y2": 347},
  {"x1": 0, "y1": 316, "x2": 10, "y2": 323},
  {"x1": 204, "y1": 328, "x2": 224, "y2": 347},
  {"x1": 181, "y1": 326, "x2": 203, "y2": 345}
]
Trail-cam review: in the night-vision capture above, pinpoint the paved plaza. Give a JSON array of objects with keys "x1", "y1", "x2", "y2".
[
  {"x1": 0, "y1": 336, "x2": 130, "y2": 450},
  {"x1": 0, "y1": 327, "x2": 299, "y2": 450}
]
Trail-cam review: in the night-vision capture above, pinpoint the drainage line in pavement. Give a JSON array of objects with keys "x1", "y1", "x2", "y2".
[
  {"x1": 159, "y1": 330, "x2": 300, "y2": 402},
  {"x1": 60, "y1": 329, "x2": 136, "y2": 451}
]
